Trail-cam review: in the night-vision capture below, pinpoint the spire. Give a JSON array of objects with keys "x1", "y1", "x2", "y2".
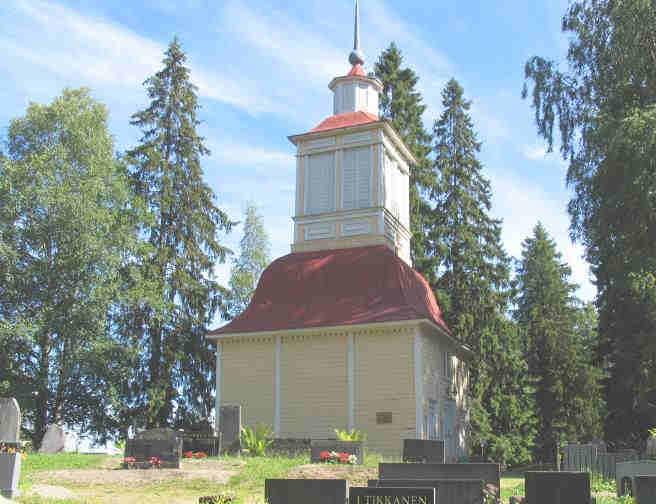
[{"x1": 349, "y1": 0, "x2": 365, "y2": 66}]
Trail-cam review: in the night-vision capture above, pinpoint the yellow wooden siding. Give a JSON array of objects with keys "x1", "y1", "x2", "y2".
[
  {"x1": 221, "y1": 338, "x2": 275, "y2": 428},
  {"x1": 354, "y1": 330, "x2": 415, "y2": 455},
  {"x1": 279, "y1": 333, "x2": 348, "y2": 438}
]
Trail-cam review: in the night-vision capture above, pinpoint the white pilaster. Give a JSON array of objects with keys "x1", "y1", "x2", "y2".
[
  {"x1": 214, "y1": 342, "x2": 222, "y2": 436},
  {"x1": 347, "y1": 333, "x2": 355, "y2": 431},
  {"x1": 414, "y1": 331, "x2": 424, "y2": 439},
  {"x1": 274, "y1": 335, "x2": 281, "y2": 436}
]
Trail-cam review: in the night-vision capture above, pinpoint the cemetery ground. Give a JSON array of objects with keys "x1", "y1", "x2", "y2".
[{"x1": 9, "y1": 452, "x2": 634, "y2": 504}]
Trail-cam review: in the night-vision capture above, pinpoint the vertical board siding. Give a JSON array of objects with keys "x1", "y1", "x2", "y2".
[
  {"x1": 355, "y1": 330, "x2": 414, "y2": 456},
  {"x1": 221, "y1": 338, "x2": 275, "y2": 428},
  {"x1": 279, "y1": 333, "x2": 348, "y2": 438}
]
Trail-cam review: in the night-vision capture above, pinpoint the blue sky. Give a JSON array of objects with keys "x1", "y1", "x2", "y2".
[{"x1": 0, "y1": 0, "x2": 594, "y2": 303}]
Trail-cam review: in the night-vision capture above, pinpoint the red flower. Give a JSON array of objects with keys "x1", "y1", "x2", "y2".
[
  {"x1": 149, "y1": 456, "x2": 162, "y2": 468},
  {"x1": 338, "y1": 452, "x2": 350, "y2": 463},
  {"x1": 319, "y1": 451, "x2": 331, "y2": 461},
  {"x1": 193, "y1": 451, "x2": 208, "y2": 459},
  {"x1": 124, "y1": 456, "x2": 136, "y2": 464},
  {"x1": 183, "y1": 451, "x2": 194, "y2": 459}
]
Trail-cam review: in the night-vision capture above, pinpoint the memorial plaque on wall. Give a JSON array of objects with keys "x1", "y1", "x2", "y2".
[{"x1": 349, "y1": 486, "x2": 435, "y2": 504}]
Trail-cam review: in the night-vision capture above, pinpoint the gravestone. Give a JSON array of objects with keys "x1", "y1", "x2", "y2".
[
  {"x1": 310, "y1": 439, "x2": 364, "y2": 465},
  {"x1": 182, "y1": 421, "x2": 221, "y2": 456},
  {"x1": 264, "y1": 478, "x2": 347, "y2": 504},
  {"x1": 219, "y1": 405, "x2": 241, "y2": 453},
  {"x1": 350, "y1": 486, "x2": 435, "y2": 504},
  {"x1": 525, "y1": 471, "x2": 591, "y2": 504},
  {"x1": 369, "y1": 478, "x2": 484, "y2": 504},
  {"x1": 634, "y1": 475, "x2": 656, "y2": 504},
  {"x1": 125, "y1": 428, "x2": 182, "y2": 469},
  {"x1": 0, "y1": 399, "x2": 20, "y2": 445},
  {"x1": 39, "y1": 424, "x2": 66, "y2": 453},
  {"x1": 616, "y1": 460, "x2": 656, "y2": 496},
  {"x1": 0, "y1": 452, "x2": 20, "y2": 499},
  {"x1": 379, "y1": 462, "x2": 501, "y2": 499},
  {"x1": 402, "y1": 439, "x2": 445, "y2": 463}
]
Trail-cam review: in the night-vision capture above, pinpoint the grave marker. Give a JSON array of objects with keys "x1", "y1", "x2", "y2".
[
  {"x1": 634, "y1": 475, "x2": 656, "y2": 504},
  {"x1": 525, "y1": 471, "x2": 591, "y2": 504},
  {"x1": 402, "y1": 439, "x2": 445, "y2": 463},
  {"x1": 349, "y1": 486, "x2": 435, "y2": 504},
  {"x1": 369, "y1": 478, "x2": 484, "y2": 504},
  {"x1": 264, "y1": 478, "x2": 347, "y2": 504},
  {"x1": 39, "y1": 424, "x2": 66, "y2": 453},
  {"x1": 219, "y1": 405, "x2": 241, "y2": 453},
  {"x1": 0, "y1": 399, "x2": 20, "y2": 445},
  {"x1": 125, "y1": 428, "x2": 182, "y2": 469}
]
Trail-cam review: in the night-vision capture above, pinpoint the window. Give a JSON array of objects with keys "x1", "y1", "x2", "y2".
[
  {"x1": 305, "y1": 152, "x2": 335, "y2": 215},
  {"x1": 342, "y1": 146, "x2": 371, "y2": 210}
]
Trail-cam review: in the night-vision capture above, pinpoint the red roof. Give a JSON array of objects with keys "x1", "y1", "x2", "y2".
[
  {"x1": 209, "y1": 245, "x2": 450, "y2": 336},
  {"x1": 347, "y1": 64, "x2": 366, "y2": 77},
  {"x1": 310, "y1": 111, "x2": 379, "y2": 133}
]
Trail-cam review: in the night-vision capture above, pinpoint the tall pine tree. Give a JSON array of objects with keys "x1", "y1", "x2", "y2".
[
  {"x1": 430, "y1": 79, "x2": 536, "y2": 464},
  {"x1": 374, "y1": 43, "x2": 437, "y2": 282},
  {"x1": 124, "y1": 38, "x2": 233, "y2": 429},
  {"x1": 515, "y1": 223, "x2": 604, "y2": 462}
]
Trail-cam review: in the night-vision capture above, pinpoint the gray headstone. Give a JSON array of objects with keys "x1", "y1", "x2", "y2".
[
  {"x1": 634, "y1": 475, "x2": 656, "y2": 504},
  {"x1": 219, "y1": 405, "x2": 241, "y2": 452},
  {"x1": 369, "y1": 479, "x2": 484, "y2": 504},
  {"x1": 350, "y1": 486, "x2": 435, "y2": 504},
  {"x1": 379, "y1": 462, "x2": 501, "y2": 498},
  {"x1": 39, "y1": 424, "x2": 66, "y2": 453},
  {"x1": 617, "y1": 460, "x2": 656, "y2": 497},
  {"x1": 525, "y1": 471, "x2": 590, "y2": 504},
  {"x1": 402, "y1": 439, "x2": 445, "y2": 463},
  {"x1": 0, "y1": 452, "x2": 21, "y2": 498},
  {"x1": 264, "y1": 479, "x2": 347, "y2": 504},
  {"x1": 0, "y1": 399, "x2": 20, "y2": 444}
]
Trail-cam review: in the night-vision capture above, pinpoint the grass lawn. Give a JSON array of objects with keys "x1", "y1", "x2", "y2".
[{"x1": 14, "y1": 452, "x2": 636, "y2": 503}]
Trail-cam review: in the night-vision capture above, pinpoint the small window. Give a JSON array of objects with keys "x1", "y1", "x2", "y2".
[{"x1": 376, "y1": 412, "x2": 393, "y2": 424}]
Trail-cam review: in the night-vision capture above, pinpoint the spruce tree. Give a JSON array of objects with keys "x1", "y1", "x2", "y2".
[
  {"x1": 430, "y1": 79, "x2": 535, "y2": 464},
  {"x1": 515, "y1": 223, "x2": 605, "y2": 462},
  {"x1": 124, "y1": 38, "x2": 233, "y2": 428},
  {"x1": 225, "y1": 203, "x2": 270, "y2": 320},
  {"x1": 374, "y1": 43, "x2": 436, "y2": 282}
]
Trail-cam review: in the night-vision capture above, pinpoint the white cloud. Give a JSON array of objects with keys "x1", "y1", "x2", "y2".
[
  {"x1": 0, "y1": 0, "x2": 272, "y2": 114},
  {"x1": 488, "y1": 169, "x2": 595, "y2": 301},
  {"x1": 207, "y1": 140, "x2": 295, "y2": 172},
  {"x1": 522, "y1": 143, "x2": 548, "y2": 160}
]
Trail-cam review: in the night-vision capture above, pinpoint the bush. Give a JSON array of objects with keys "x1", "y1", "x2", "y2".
[
  {"x1": 240, "y1": 423, "x2": 273, "y2": 456},
  {"x1": 334, "y1": 428, "x2": 367, "y2": 442}
]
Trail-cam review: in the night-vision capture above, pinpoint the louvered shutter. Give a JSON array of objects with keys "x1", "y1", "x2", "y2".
[
  {"x1": 342, "y1": 146, "x2": 371, "y2": 210},
  {"x1": 356, "y1": 147, "x2": 371, "y2": 208},
  {"x1": 306, "y1": 152, "x2": 335, "y2": 215}
]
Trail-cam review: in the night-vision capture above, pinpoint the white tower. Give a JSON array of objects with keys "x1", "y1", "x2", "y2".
[{"x1": 288, "y1": 0, "x2": 416, "y2": 264}]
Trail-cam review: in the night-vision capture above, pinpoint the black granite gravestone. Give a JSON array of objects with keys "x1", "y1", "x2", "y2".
[
  {"x1": 525, "y1": 471, "x2": 591, "y2": 504},
  {"x1": 378, "y1": 462, "x2": 500, "y2": 499},
  {"x1": 368, "y1": 478, "x2": 484, "y2": 504},
  {"x1": 402, "y1": 440, "x2": 445, "y2": 463},
  {"x1": 124, "y1": 428, "x2": 182, "y2": 469},
  {"x1": 634, "y1": 475, "x2": 656, "y2": 504},
  {"x1": 349, "y1": 486, "x2": 435, "y2": 504},
  {"x1": 264, "y1": 478, "x2": 347, "y2": 504}
]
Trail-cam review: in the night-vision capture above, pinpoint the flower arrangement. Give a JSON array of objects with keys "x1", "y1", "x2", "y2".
[
  {"x1": 149, "y1": 456, "x2": 162, "y2": 468},
  {"x1": 318, "y1": 450, "x2": 357, "y2": 464},
  {"x1": 0, "y1": 443, "x2": 26, "y2": 459},
  {"x1": 123, "y1": 456, "x2": 136, "y2": 469},
  {"x1": 183, "y1": 450, "x2": 208, "y2": 459}
]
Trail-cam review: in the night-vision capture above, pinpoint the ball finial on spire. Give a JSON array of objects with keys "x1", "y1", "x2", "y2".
[{"x1": 348, "y1": 0, "x2": 365, "y2": 66}]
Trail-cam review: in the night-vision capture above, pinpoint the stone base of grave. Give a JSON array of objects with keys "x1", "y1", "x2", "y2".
[{"x1": 0, "y1": 453, "x2": 21, "y2": 499}]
